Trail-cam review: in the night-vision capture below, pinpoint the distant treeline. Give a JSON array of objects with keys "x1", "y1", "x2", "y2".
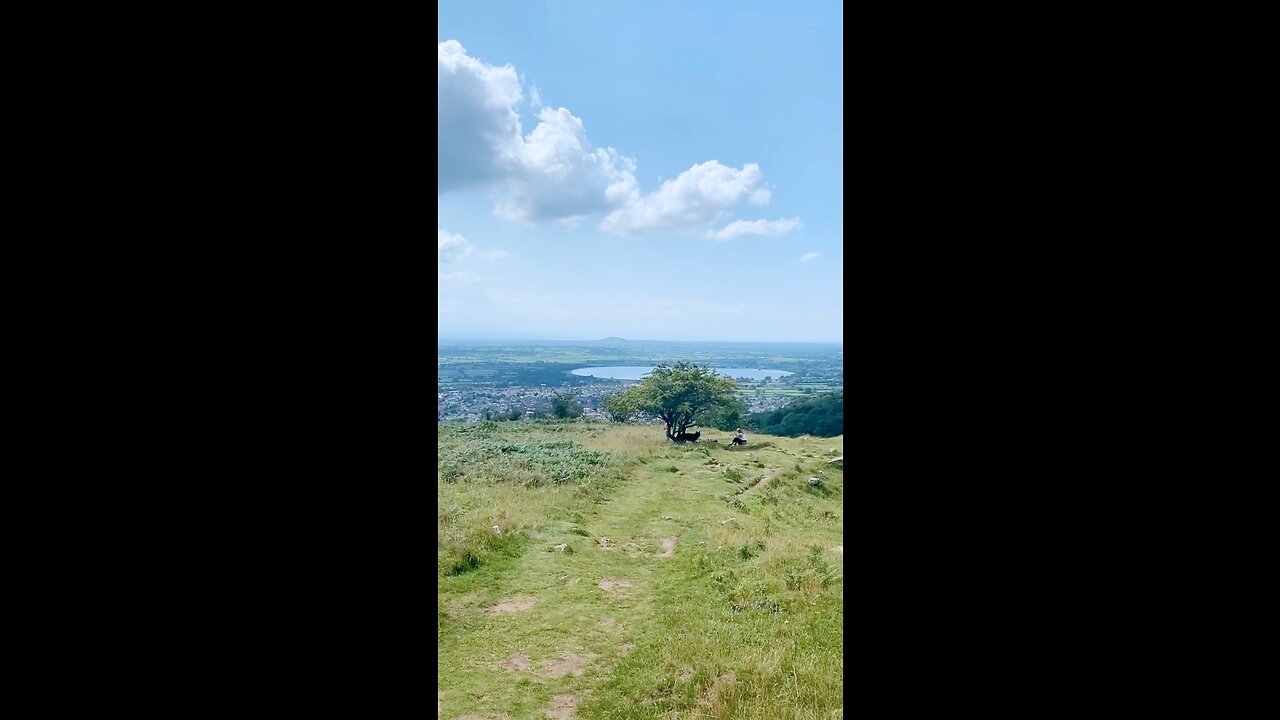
[{"x1": 748, "y1": 390, "x2": 843, "y2": 437}]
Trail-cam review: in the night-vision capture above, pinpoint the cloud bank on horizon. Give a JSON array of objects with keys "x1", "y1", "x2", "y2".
[{"x1": 438, "y1": 40, "x2": 800, "y2": 239}]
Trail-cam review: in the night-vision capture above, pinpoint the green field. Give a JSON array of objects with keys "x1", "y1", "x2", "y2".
[{"x1": 438, "y1": 421, "x2": 843, "y2": 719}]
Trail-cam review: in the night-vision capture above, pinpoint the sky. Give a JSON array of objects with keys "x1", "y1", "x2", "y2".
[{"x1": 439, "y1": 0, "x2": 842, "y2": 343}]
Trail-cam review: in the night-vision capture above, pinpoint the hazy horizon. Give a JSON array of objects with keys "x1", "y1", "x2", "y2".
[
  {"x1": 439, "y1": 0, "x2": 842, "y2": 343},
  {"x1": 438, "y1": 333, "x2": 842, "y2": 345}
]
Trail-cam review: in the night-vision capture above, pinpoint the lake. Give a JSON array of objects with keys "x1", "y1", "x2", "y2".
[{"x1": 570, "y1": 366, "x2": 794, "y2": 381}]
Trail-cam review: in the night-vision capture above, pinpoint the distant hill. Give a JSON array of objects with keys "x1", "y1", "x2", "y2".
[{"x1": 598, "y1": 337, "x2": 629, "y2": 343}]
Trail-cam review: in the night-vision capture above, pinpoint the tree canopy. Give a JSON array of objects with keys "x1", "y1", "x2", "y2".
[
  {"x1": 602, "y1": 362, "x2": 744, "y2": 440},
  {"x1": 748, "y1": 390, "x2": 842, "y2": 437},
  {"x1": 551, "y1": 391, "x2": 582, "y2": 419}
]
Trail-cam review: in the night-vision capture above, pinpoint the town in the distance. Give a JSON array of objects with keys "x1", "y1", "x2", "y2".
[{"x1": 438, "y1": 337, "x2": 843, "y2": 423}]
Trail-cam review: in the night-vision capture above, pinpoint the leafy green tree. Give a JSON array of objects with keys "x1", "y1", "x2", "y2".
[
  {"x1": 552, "y1": 392, "x2": 582, "y2": 419},
  {"x1": 602, "y1": 394, "x2": 632, "y2": 423},
  {"x1": 700, "y1": 396, "x2": 748, "y2": 431},
  {"x1": 749, "y1": 390, "x2": 842, "y2": 437},
  {"x1": 604, "y1": 362, "x2": 741, "y2": 440}
]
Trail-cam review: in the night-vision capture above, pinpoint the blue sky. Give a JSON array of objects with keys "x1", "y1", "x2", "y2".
[{"x1": 439, "y1": 0, "x2": 842, "y2": 342}]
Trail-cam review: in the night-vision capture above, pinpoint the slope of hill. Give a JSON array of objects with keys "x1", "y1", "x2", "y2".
[
  {"x1": 438, "y1": 421, "x2": 843, "y2": 718},
  {"x1": 749, "y1": 390, "x2": 843, "y2": 438}
]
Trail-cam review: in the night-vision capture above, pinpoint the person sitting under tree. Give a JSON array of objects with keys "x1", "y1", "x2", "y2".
[{"x1": 730, "y1": 428, "x2": 747, "y2": 445}]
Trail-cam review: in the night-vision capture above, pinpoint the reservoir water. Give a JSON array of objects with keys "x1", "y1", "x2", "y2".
[{"x1": 570, "y1": 366, "x2": 793, "y2": 381}]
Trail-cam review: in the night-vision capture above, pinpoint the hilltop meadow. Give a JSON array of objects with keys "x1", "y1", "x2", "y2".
[{"x1": 438, "y1": 420, "x2": 843, "y2": 719}]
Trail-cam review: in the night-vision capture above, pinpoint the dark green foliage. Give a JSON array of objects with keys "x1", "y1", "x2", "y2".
[
  {"x1": 437, "y1": 432, "x2": 614, "y2": 486},
  {"x1": 603, "y1": 362, "x2": 741, "y2": 439},
  {"x1": 602, "y1": 395, "x2": 632, "y2": 423},
  {"x1": 552, "y1": 392, "x2": 583, "y2": 419},
  {"x1": 448, "y1": 552, "x2": 481, "y2": 575},
  {"x1": 699, "y1": 397, "x2": 748, "y2": 431},
  {"x1": 748, "y1": 390, "x2": 843, "y2": 437}
]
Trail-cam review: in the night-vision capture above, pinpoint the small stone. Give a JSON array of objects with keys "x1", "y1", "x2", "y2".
[
  {"x1": 554, "y1": 543, "x2": 567, "y2": 552},
  {"x1": 808, "y1": 477, "x2": 823, "y2": 487}
]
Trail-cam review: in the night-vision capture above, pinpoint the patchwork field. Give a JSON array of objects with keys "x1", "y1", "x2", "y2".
[{"x1": 438, "y1": 421, "x2": 844, "y2": 719}]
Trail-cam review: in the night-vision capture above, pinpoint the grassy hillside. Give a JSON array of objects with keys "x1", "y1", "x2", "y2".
[{"x1": 438, "y1": 421, "x2": 844, "y2": 719}]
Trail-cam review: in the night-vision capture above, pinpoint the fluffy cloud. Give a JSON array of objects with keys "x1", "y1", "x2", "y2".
[
  {"x1": 438, "y1": 41, "x2": 637, "y2": 222},
  {"x1": 438, "y1": 41, "x2": 524, "y2": 193},
  {"x1": 800, "y1": 252, "x2": 821, "y2": 262},
  {"x1": 439, "y1": 229, "x2": 509, "y2": 263},
  {"x1": 602, "y1": 161, "x2": 769, "y2": 234},
  {"x1": 494, "y1": 107, "x2": 639, "y2": 223},
  {"x1": 439, "y1": 41, "x2": 792, "y2": 235},
  {"x1": 705, "y1": 217, "x2": 802, "y2": 241},
  {"x1": 439, "y1": 229, "x2": 471, "y2": 263}
]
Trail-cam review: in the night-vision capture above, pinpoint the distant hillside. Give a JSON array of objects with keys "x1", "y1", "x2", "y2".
[
  {"x1": 748, "y1": 390, "x2": 843, "y2": 437},
  {"x1": 599, "y1": 336, "x2": 628, "y2": 343}
]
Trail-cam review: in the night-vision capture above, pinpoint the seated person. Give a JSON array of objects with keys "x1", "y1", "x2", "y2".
[{"x1": 730, "y1": 428, "x2": 747, "y2": 445}]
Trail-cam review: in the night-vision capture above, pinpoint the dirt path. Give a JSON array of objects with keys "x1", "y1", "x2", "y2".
[
  {"x1": 437, "y1": 442, "x2": 843, "y2": 718},
  {"x1": 437, "y1": 452, "x2": 702, "y2": 718}
]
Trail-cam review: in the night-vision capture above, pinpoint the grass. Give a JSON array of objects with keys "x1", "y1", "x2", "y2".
[{"x1": 438, "y1": 420, "x2": 843, "y2": 719}]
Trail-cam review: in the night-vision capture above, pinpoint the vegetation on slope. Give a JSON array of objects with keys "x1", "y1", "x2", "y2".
[
  {"x1": 437, "y1": 420, "x2": 843, "y2": 719},
  {"x1": 748, "y1": 390, "x2": 843, "y2": 438}
]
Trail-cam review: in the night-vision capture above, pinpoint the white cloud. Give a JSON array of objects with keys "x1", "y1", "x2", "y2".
[
  {"x1": 602, "y1": 161, "x2": 768, "y2": 234},
  {"x1": 438, "y1": 41, "x2": 637, "y2": 222},
  {"x1": 800, "y1": 252, "x2": 821, "y2": 262},
  {"x1": 494, "y1": 107, "x2": 639, "y2": 223},
  {"x1": 438, "y1": 40, "x2": 524, "y2": 193},
  {"x1": 705, "y1": 217, "x2": 802, "y2": 241},
  {"x1": 439, "y1": 229, "x2": 509, "y2": 263},
  {"x1": 439, "y1": 41, "x2": 788, "y2": 234},
  {"x1": 438, "y1": 229, "x2": 471, "y2": 263}
]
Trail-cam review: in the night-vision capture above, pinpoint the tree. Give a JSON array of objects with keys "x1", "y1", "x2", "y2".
[
  {"x1": 552, "y1": 392, "x2": 582, "y2": 419},
  {"x1": 602, "y1": 395, "x2": 632, "y2": 423},
  {"x1": 749, "y1": 390, "x2": 842, "y2": 437},
  {"x1": 603, "y1": 362, "x2": 742, "y2": 440}
]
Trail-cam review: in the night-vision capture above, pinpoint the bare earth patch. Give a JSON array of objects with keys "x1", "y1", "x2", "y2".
[
  {"x1": 598, "y1": 579, "x2": 633, "y2": 592},
  {"x1": 485, "y1": 598, "x2": 535, "y2": 615},
  {"x1": 657, "y1": 536, "x2": 677, "y2": 557},
  {"x1": 698, "y1": 672, "x2": 739, "y2": 710},
  {"x1": 497, "y1": 654, "x2": 531, "y2": 671},
  {"x1": 619, "y1": 643, "x2": 634, "y2": 654},
  {"x1": 546, "y1": 694, "x2": 578, "y2": 719},
  {"x1": 597, "y1": 537, "x2": 615, "y2": 550},
  {"x1": 540, "y1": 652, "x2": 595, "y2": 679},
  {"x1": 598, "y1": 617, "x2": 616, "y2": 627}
]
